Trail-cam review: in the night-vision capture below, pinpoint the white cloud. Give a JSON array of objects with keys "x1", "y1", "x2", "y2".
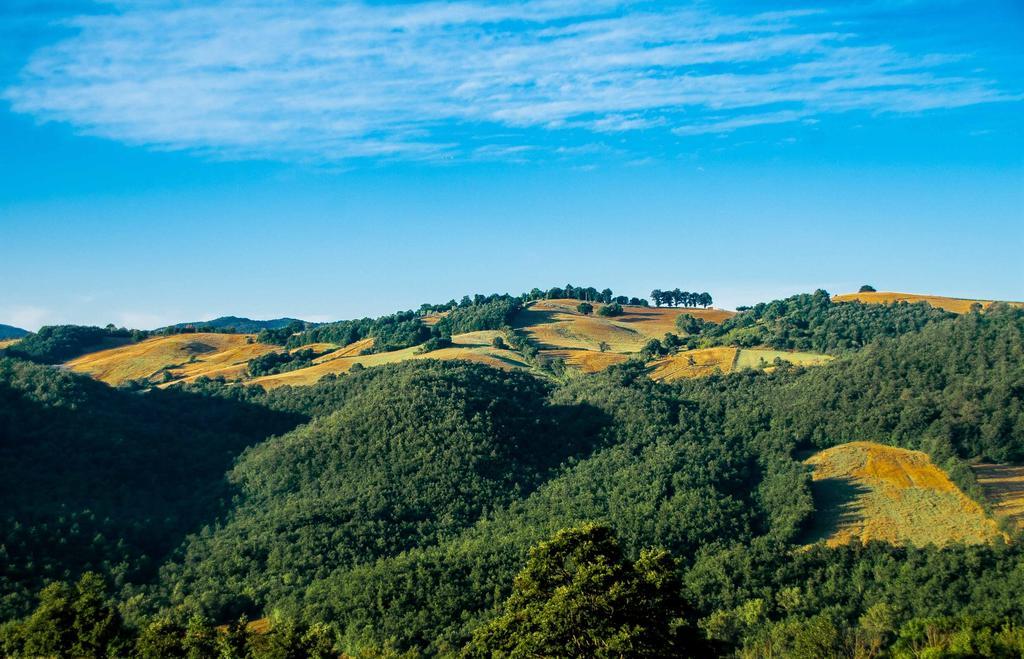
[{"x1": 3, "y1": 0, "x2": 1016, "y2": 163}]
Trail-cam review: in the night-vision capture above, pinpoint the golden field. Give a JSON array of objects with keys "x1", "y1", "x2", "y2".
[
  {"x1": 250, "y1": 331, "x2": 530, "y2": 389},
  {"x1": 542, "y1": 349, "x2": 630, "y2": 373},
  {"x1": 734, "y1": 348, "x2": 834, "y2": 370},
  {"x1": 803, "y1": 442, "x2": 1001, "y2": 547},
  {"x1": 972, "y1": 463, "x2": 1024, "y2": 529},
  {"x1": 66, "y1": 333, "x2": 279, "y2": 386},
  {"x1": 648, "y1": 347, "x2": 738, "y2": 381},
  {"x1": 515, "y1": 299, "x2": 733, "y2": 354},
  {"x1": 0, "y1": 338, "x2": 21, "y2": 350},
  {"x1": 833, "y1": 291, "x2": 1024, "y2": 314}
]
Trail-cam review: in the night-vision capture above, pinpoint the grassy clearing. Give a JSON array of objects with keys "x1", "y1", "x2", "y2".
[
  {"x1": 833, "y1": 291, "x2": 1024, "y2": 314},
  {"x1": 66, "y1": 333, "x2": 279, "y2": 386},
  {"x1": 734, "y1": 348, "x2": 833, "y2": 370},
  {"x1": 648, "y1": 347, "x2": 738, "y2": 382},
  {"x1": 803, "y1": 441, "x2": 1002, "y2": 547},
  {"x1": 972, "y1": 463, "x2": 1024, "y2": 529},
  {"x1": 0, "y1": 339, "x2": 22, "y2": 350}
]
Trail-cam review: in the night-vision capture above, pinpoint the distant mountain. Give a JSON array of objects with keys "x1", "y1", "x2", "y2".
[
  {"x1": 166, "y1": 316, "x2": 314, "y2": 333},
  {"x1": 0, "y1": 324, "x2": 29, "y2": 339}
]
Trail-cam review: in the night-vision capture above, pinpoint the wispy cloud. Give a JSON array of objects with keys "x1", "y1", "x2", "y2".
[{"x1": 3, "y1": 0, "x2": 1017, "y2": 163}]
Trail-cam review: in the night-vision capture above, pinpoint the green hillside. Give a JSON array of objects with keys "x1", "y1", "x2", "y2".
[{"x1": 1, "y1": 290, "x2": 1022, "y2": 657}]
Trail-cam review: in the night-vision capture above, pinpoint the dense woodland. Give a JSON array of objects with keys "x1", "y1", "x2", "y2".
[{"x1": 0, "y1": 291, "x2": 1022, "y2": 657}]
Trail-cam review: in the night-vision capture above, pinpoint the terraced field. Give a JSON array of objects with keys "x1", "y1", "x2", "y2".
[
  {"x1": 833, "y1": 291, "x2": 1023, "y2": 314},
  {"x1": 972, "y1": 463, "x2": 1024, "y2": 529},
  {"x1": 66, "y1": 333, "x2": 279, "y2": 386},
  {"x1": 803, "y1": 442, "x2": 1002, "y2": 547}
]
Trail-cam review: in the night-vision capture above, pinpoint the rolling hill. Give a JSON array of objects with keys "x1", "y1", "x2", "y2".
[
  {"x1": 803, "y1": 442, "x2": 1002, "y2": 547},
  {"x1": 0, "y1": 324, "x2": 29, "y2": 339},
  {"x1": 250, "y1": 331, "x2": 531, "y2": 389},
  {"x1": 165, "y1": 316, "x2": 312, "y2": 333},
  {"x1": 833, "y1": 291, "x2": 1024, "y2": 314},
  {"x1": 54, "y1": 289, "x2": 1018, "y2": 392},
  {"x1": 65, "y1": 333, "x2": 279, "y2": 385}
]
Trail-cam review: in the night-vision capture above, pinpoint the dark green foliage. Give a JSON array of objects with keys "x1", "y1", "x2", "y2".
[
  {"x1": 597, "y1": 302, "x2": 623, "y2": 317},
  {"x1": 675, "y1": 313, "x2": 707, "y2": 335},
  {"x1": 462, "y1": 524, "x2": 701, "y2": 658},
  {"x1": 1, "y1": 288, "x2": 1022, "y2": 657},
  {"x1": 255, "y1": 321, "x2": 306, "y2": 346},
  {"x1": 282, "y1": 312, "x2": 429, "y2": 352},
  {"x1": 0, "y1": 573, "x2": 130, "y2": 658},
  {"x1": 768, "y1": 304, "x2": 1024, "y2": 461},
  {"x1": 576, "y1": 301, "x2": 593, "y2": 315},
  {"x1": 703, "y1": 289, "x2": 954, "y2": 352},
  {"x1": 156, "y1": 361, "x2": 609, "y2": 620},
  {"x1": 859, "y1": 284, "x2": 877, "y2": 293},
  {"x1": 433, "y1": 297, "x2": 521, "y2": 336},
  {"x1": 246, "y1": 348, "x2": 320, "y2": 377},
  {"x1": 417, "y1": 335, "x2": 453, "y2": 353},
  {"x1": 5, "y1": 324, "x2": 140, "y2": 363},
  {"x1": 0, "y1": 357, "x2": 303, "y2": 619}
]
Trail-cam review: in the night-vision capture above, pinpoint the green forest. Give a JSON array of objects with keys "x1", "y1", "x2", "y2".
[{"x1": 1, "y1": 291, "x2": 1022, "y2": 657}]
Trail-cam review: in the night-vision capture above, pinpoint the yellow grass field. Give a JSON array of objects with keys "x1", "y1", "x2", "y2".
[
  {"x1": 833, "y1": 291, "x2": 1024, "y2": 314},
  {"x1": 250, "y1": 331, "x2": 531, "y2": 389},
  {"x1": 542, "y1": 349, "x2": 630, "y2": 373},
  {"x1": 66, "y1": 333, "x2": 279, "y2": 386},
  {"x1": 649, "y1": 347, "x2": 738, "y2": 381},
  {"x1": 734, "y1": 348, "x2": 834, "y2": 370},
  {"x1": 0, "y1": 338, "x2": 22, "y2": 350},
  {"x1": 804, "y1": 442, "x2": 1002, "y2": 547},
  {"x1": 515, "y1": 299, "x2": 733, "y2": 354},
  {"x1": 972, "y1": 463, "x2": 1024, "y2": 529}
]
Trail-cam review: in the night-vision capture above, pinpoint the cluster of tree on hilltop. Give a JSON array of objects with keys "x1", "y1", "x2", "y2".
[
  {"x1": 0, "y1": 292, "x2": 1022, "y2": 657},
  {"x1": 417, "y1": 285, "x2": 650, "y2": 313},
  {"x1": 2, "y1": 324, "x2": 148, "y2": 363},
  {"x1": 650, "y1": 289, "x2": 713, "y2": 308},
  {"x1": 700, "y1": 289, "x2": 955, "y2": 353}
]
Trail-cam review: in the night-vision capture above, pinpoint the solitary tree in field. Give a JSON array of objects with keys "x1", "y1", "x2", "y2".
[
  {"x1": 859, "y1": 285, "x2": 877, "y2": 293},
  {"x1": 598, "y1": 341, "x2": 610, "y2": 353},
  {"x1": 577, "y1": 302, "x2": 594, "y2": 315}
]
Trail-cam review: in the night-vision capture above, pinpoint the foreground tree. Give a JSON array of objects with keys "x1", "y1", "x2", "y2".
[
  {"x1": 463, "y1": 524, "x2": 701, "y2": 658},
  {"x1": 0, "y1": 573, "x2": 130, "y2": 658}
]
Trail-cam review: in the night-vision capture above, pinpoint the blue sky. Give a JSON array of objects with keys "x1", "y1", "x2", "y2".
[{"x1": 1, "y1": 0, "x2": 1021, "y2": 330}]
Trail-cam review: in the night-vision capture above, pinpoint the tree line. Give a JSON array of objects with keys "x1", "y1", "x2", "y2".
[{"x1": 650, "y1": 289, "x2": 713, "y2": 308}]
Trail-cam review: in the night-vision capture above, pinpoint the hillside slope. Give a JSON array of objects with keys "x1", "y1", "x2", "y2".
[
  {"x1": 834, "y1": 291, "x2": 1024, "y2": 314},
  {"x1": 516, "y1": 299, "x2": 731, "y2": 354},
  {"x1": 0, "y1": 324, "x2": 29, "y2": 339},
  {"x1": 66, "y1": 333, "x2": 279, "y2": 385},
  {"x1": 803, "y1": 442, "x2": 1001, "y2": 547}
]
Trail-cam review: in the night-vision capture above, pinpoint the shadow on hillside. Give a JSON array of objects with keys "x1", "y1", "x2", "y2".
[
  {"x1": 801, "y1": 476, "x2": 872, "y2": 544},
  {"x1": 0, "y1": 371, "x2": 305, "y2": 613}
]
